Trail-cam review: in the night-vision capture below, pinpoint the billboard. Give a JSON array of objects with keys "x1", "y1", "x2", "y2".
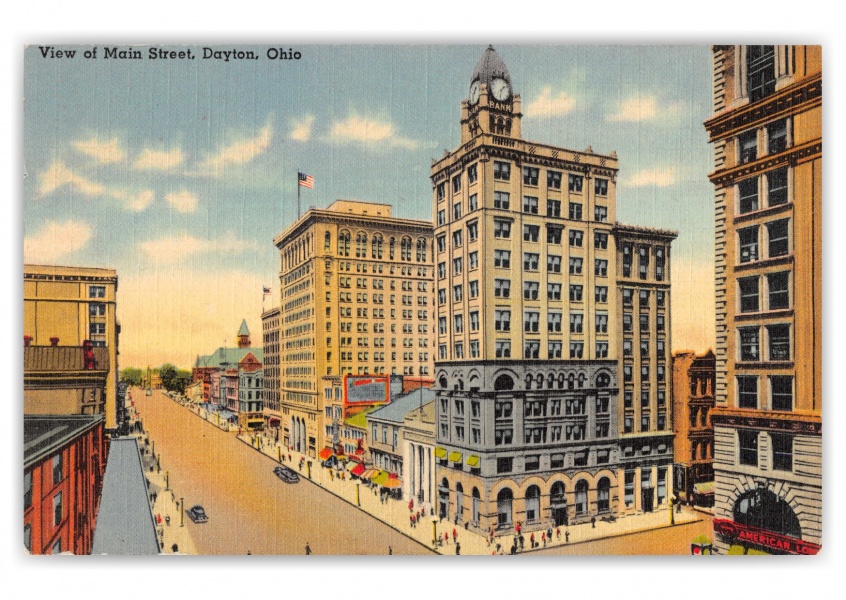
[{"x1": 343, "y1": 374, "x2": 403, "y2": 405}]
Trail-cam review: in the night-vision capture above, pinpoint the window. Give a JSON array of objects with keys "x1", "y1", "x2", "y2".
[
  {"x1": 495, "y1": 341, "x2": 511, "y2": 358},
  {"x1": 768, "y1": 272, "x2": 790, "y2": 310},
  {"x1": 767, "y1": 219, "x2": 789, "y2": 257},
  {"x1": 569, "y1": 202, "x2": 582, "y2": 220},
  {"x1": 747, "y1": 45, "x2": 776, "y2": 102},
  {"x1": 494, "y1": 191, "x2": 510, "y2": 210},
  {"x1": 438, "y1": 262, "x2": 446, "y2": 279},
  {"x1": 595, "y1": 286, "x2": 608, "y2": 303},
  {"x1": 548, "y1": 255, "x2": 562, "y2": 273},
  {"x1": 494, "y1": 279, "x2": 511, "y2": 298},
  {"x1": 470, "y1": 311, "x2": 480, "y2": 331},
  {"x1": 452, "y1": 175, "x2": 461, "y2": 194},
  {"x1": 525, "y1": 455, "x2": 540, "y2": 472},
  {"x1": 739, "y1": 327, "x2": 760, "y2": 361},
  {"x1": 24, "y1": 524, "x2": 31, "y2": 553},
  {"x1": 596, "y1": 422, "x2": 610, "y2": 438},
  {"x1": 453, "y1": 285, "x2": 463, "y2": 302},
  {"x1": 638, "y1": 246, "x2": 649, "y2": 279},
  {"x1": 739, "y1": 276, "x2": 760, "y2": 313},
  {"x1": 468, "y1": 193, "x2": 478, "y2": 211},
  {"x1": 548, "y1": 170, "x2": 562, "y2": 189},
  {"x1": 523, "y1": 281, "x2": 539, "y2": 301},
  {"x1": 739, "y1": 178, "x2": 759, "y2": 214},
  {"x1": 469, "y1": 280, "x2": 479, "y2": 298},
  {"x1": 89, "y1": 303, "x2": 106, "y2": 316},
  {"x1": 436, "y1": 182, "x2": 446, "y2": 202},
  {"x1": 523, "y1": 253, "x2": 539, "y2": 271},
  {"x1": 454, "y1": 343, "x2": 464, "y2": 359},
  {"x1": 569, "y1": 284, "x2": 582, "y2": 302},
  {"x1": 594, "y1": 231, "x2": 608, "y2": 249},
  {"x1": 624, "y1": 416, "x2": 633, "y2": 433},
  {"x1": 595, "y1": 259, "x2": 608, "y2": 277},
  {"x1": 438, "y1": 288, "x2": 446, "y2": 304},
  {"x1": 767, "y1": 168, "x2": 788, "y2": 206},
  {"x1": 595, "y1": 178, "x2": 608, "y2": 196},
  {"x1": 548, "y1": 283, "x2": 562, "y2": 301},
  {"x1": 737, "y1": 375, "x2": 758, "y2": 409},
  {"x1": 523, "y1": 167, "x2": 539, "y2": 186},
  {"x1": 53, "y1": 454, "x2": 63, "y2": 484},
  {"x1": 494, "y1": 219, "x2": 511, "y2": 238},
  {"x1": 496, "y1": 457, "x2": 513, "y2": 472},
  {"x1": 623, "y1": 313, "x2": 632, "y2": 332},
  {"x1": 657, "y1": 291, "x2": 666, "y2": 307},
  {"x1": 739, "y1": 130, "x2": 757, "y2": 164},
  {"x1": 595, "y1": 312, "x2": 608, "y2": 333},
  {"x1": 548, "y1": 312, "x2": 562, "y2": 333},
  {"x1": 454, "y1": 314, "x2": 464, "y2": 333},
  {"x1": 568, "y1": 174, "x2": 583, "y2": 193},
  {"x1": 639, "y1": 289, "x2": 650, "y2": 307},
  {"x1": 739, "y1": 226, "x2": 758, "y2": 262},
  {"x1": 570, "y1": 312, "x2": 583, "y2": 333},
  {"x1": 452, "y1": 230, "x2": 463, "y2": 247},
  {"x1": 569, "y1": 342, "x2": 584, "y2": 359},
  {"x1": 768, "y1": 119, "x2": 788, "y2": 154},
  {"x1": 495, "y1": 310, "x2": 511, "y2": 332},
  {"x1": 738, "y1": 429, "x2": 759, "y2": 466},
  {"x1": 625, "y1": 471, "x2": 635, "y2": 506},
  {"x1": 25, "y1": 471, "x2": 32, "y2": 509},
  {"x1": 469, "y1": 251, "x2": 478, "y2": 270},
  {"x1": 547, "y1": 227, "x2": 562, "y2": 244},
  {"x1": 468, "y1": 163, "x2": 478, "y2": 184},
  {"x1": 549, "y1": 341, "x2": 563, "y2": 358},
  {"x1": 89, "y1": 285, "x2": 105, "y2": 298},
  {"x1": 453, "y1": 202, "x2": 462, "y2": 220},
  {"x1": 437, "y1": 235, "x2": 446, "y2": 253},
  {"x1": 768, "y1": 324, "x2": 790, "y2": 361},
  {"x1": 53, "y1": 492, "x2": 63, "y2": 526},
  {"x1": 623, "y1": 339, "x2": 632, "y2": 356},
  {"x1": 639, "y1": 313, "x2": 649, "y2": 332},
  {"x1": 494, "y1": 249, "x2": 511, "y2": 268},
  {"x1": 89, "y1": 323, "x2": 106, "y2": 335},
  {"x1": 453, "y1": 257, "x2": 463, "y2": 275},
  {"x1": 523, "y1": 225, "x2": 540, "y2": 242},
  {"x1": 771, "y1": 376, "x2": 793, "y2": 411},
  {"x1": 467, "y1": 221, "x2": 478, "y2": 241},
  {"x1": 547, "y1": 199, "x2": 561, "y2": 218},
  {"x1": 494, "y1": 161, "x2": 511, "y2": 181},
  {"x1": 524, "y1": 311, "x2": 540, "y2": 333},
  {"x1": 596, "y1": 342, "x2": 608, "y2": 358},
  {"x1": 569, "y1": 230, "x2": 583, "y2": 247},
  {"x1": 569, "y1": 257, "x2": 583, "y2": 275},
  {"x1": 594, "y1": 206, "x2": 608, "y2": 222},
  {"x1": 771, "y1": 433, "x2": 793, "y2": 471}
]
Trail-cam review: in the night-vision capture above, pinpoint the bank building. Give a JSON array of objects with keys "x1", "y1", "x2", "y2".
[{"x1": 430, "y1": 47, "x2": 676, "y2": 535}]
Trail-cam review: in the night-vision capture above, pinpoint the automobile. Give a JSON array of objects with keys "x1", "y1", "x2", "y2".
[
  {"x1": 186, "y1": 505, "x2": 208, "y2": 523},
  {"x1": 273, "y1": 465, "x2": 300, "y2": 484}
]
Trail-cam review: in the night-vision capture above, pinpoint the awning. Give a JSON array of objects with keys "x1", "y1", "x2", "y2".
[
  {"x1": 466, "y1": 455, "x2": 480, "y2": 468},
  {"x1": 350, "y1": 463, "x2": 366, "y2": 477},
  {"x1": 434, "y1": 447, "x2": 447, "y2": 459},
  {"x1": 372, "y1": 471, "x2": 390, "y2": 486},
  {"x1": 318, "y1": 448, "x2": 333, "y2": 460},
  {"x1": 448, "y1": 451, "x2": 463, "y2": 463},
  {"x1": 268, "y1": 418, "x2": 280, "y2": 426},
  {"x1": 361, "y1": 469, "x2": 380, "y2": 480},
  {"x1": 693, "y1": 481, "x2": 715, "y2": 495},
  {"x1": 381, "y1": 478, "x2": 402, "y2": 489}
]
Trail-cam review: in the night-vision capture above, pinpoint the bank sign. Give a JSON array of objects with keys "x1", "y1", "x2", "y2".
[
  {"x1": 343, "y1": 375, "x2": 403, "y2": 405},
  {"x1": 713, "y1": 518, "x2": 820, "y2": 555}
]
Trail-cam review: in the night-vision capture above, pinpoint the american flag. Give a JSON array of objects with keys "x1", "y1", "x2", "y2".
[
  {"x1": 298, "y1": 172, "x2": 314, "y2": 189},
  {"x1": 263, "y1": 286, "x2": 271, "y2": 296}
]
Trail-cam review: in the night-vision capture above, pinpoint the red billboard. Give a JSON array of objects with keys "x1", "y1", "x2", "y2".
[{"x1": 713, "y1": 518, "x2": 820, "y2": 555}]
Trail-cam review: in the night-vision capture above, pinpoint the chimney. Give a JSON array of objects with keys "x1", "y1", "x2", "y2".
[{"x1": 50, "y1": 337, "x2": 60, "y2": 347}]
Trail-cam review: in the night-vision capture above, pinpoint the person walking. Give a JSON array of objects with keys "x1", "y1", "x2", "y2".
[
  {"x1": 444, "y1": 532, "x2": 449, "y2": 545},
  {"x1": 455, "y1": 542, "x2": 461, "y2": 556},
  {"x1": 305, "y1": 542, "x2": 312, "y2": 555},
  {"x1": 547, "y1": 526, "x2": 553, "y2": 542},
  {"x1": 556, "y1": 527, "x2": 561, "y2": 541},
  {"x1": 591, "y1": 516, "x2": 596, "y2": 529},
  {"x1": 452, "y1": 528, "x2": 457, "y2": 544},
  {"x1": 530, "y1": 532, "x2": 536, "y2": 549},
  {"x1": 388, "y1": 546, "x2": 393, "y2": 555},
  {"x1": 542, "y1": 531, "x2": 546, "y2": 547},
  {"x1": 565, "y1": 530, "x2": 570, "y2": 543}
]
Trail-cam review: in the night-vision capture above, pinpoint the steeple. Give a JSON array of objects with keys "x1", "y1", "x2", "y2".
[
  {"x1": 461, "y1": 45, "x2": 522, "y2": 143},
  {"x1": 470, "y1": 45, "x2": 512, "y2": 89},
  {"x1": 237, "y1": 319, "x2": 251, "y2": 348}
]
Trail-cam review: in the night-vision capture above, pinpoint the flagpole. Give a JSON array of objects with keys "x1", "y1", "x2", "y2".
[{"x1": 297, "y1": 169, "x2": 301, "y2": 219}]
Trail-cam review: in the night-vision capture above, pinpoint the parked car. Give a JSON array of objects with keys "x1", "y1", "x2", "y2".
[
  {"x1": 186, "y1": 505, "x2": 208, "y2": 523},
  {"x1": 273, "y1": 465, "x2": 300, "y2": 484}
]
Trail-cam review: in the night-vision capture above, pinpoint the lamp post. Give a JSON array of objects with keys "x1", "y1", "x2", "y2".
[
  {"x1": 356, "y1": 483, "x2": 361, "y2": 507},
  {"x1": 669, "y1": 496, "x2": 676, "y2": 525},
  {"x1": 432, "y1": 516, "x2": 438, "y2": 549},
  {"x1": 180, "y1": 497, "x2": 184, "y2": 527},
  {"x1": 165, "y1": 470, "x2": 169, "y2": 491}
]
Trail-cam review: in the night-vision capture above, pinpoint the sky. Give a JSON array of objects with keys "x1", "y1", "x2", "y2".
[{"x1": 24, "y1": 44, "x2": 717, "y2": 369}]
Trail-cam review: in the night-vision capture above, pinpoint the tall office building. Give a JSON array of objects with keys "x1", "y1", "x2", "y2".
[
  {"x1": 24, "y1": 265, "x2": 120, "y2": 431},
  {"x1": 274, "y1": 200, "x2": 434, "y2": 458},
  {"x1": 705, "y1": 45, "x2": 821, "y2": 555},
  {"x1": 430, "y1": 47, "x2": 675, "y2": 534},
  {"x1": 261, "y1": 306, "x2": 282, "y2": 438}
]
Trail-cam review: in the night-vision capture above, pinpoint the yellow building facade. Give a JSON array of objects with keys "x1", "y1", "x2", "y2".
[
  {"x1": 274, "y1": 200, "x2": 434, "y2": 458},
  {"x1": 24, "y1": 265, "x2": 120, "y2": 430},
  {"x1": 705, "y1": 45, "x2": 821, "y2": 554}
]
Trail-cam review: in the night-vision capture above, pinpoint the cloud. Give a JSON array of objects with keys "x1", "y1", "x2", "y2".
[
  {"x1": 139, "y1": 231, "x2": 259, "y2": 264},
  {"x1": 165, "y1": 190, "x2": 198, "y2": 213},
  {"x1": 289, "y1": 115, "x2": 315, "y2": 141},
  {"x1": 119, "y1": 268, "x2": 266, "y2": 369},
  {"x1": 624, "y1": 167, "x2": 678, "y2": 188},
  {"x1": 525, "y1": 86, "x2": 577, "y2": 118},
  {"x1": 116, "y1": 189, "x2": 155, "y2": 212},
  {"x1": 71, "y1": 136, "x2": 126, "y2": 164},
  {"x1": 329, "y1": 115, "x2": 420, "y2": 149},
  {"x1": 24, "y1": 220, "x2": 93, "y2": 263},
  {"x1": 607, "y1": 95, "x2": 683, "y2": 123},
  {"x1": 195, "y1": 123, "x2": 273, "y2": 176},
  {"x1": 38, "y1": 161, "x2": 105, "y2": 197},
  {"x1": 134, "y1": 147, "x2": 184, "y2": 171}
]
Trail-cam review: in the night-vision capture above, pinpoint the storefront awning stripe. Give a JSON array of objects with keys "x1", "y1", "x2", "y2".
[
  {"x1": 318, "y1": 448, "x2": 333, "y2": 460},
  {"x1": 434, "y1": 447, "x2": 447, "y2": 459},
  {"x1": 466, "y1": 455, "x2": 480, "y2": 467},
  {"x1": 448, "y1": 451, "x2": 463, "y2": 463},
  {"x1": 694, "y1": 481, "x2": 715, "y2": 494}
]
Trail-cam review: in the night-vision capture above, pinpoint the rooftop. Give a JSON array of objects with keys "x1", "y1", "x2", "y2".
[
  {"x1": 367, "y1": 387, "x2": 437, "y2": 425},
  {"x1": 344, "y1": 405, "x2": 382, "y2": 429},
  {"x1": 195, "y1": 347, "x2": 263, "y2": 368},
  {"x1": 24, "y1": 345, "x2": 110, "y2": 373},
  {"x1": 24, "y1": 264, "x2": 117, "y2": 280},
  {"x1": 24, "y1": 414, "x2": 103, "y2": 469}
]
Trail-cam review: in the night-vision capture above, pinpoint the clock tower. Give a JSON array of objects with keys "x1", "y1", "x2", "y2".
[{"x1": 461, "y1": 45, "x2": 522, "y2": 144}]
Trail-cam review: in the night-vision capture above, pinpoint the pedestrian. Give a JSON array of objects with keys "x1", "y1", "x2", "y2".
[
  {"x1": 388, "y1": 546, "x2": 393, "y2": 555},
  {"x1": 452, "y1": 528, "x2": 457, "y2": 543},
  {"x1": 410, "y1": 515, "x2": 414, "y2": 528},
  {"x1": 565, "y1": 530, "x2": 570, "y2": 543},
  {"x1": 530, "y1": 532, "x2": 535, "y2": 549},
  {"x1": 455, "y1": 542, "x2": 461, "y2": 555},
  {"x1": 547, "y1": 526, "x2": 553, "y2": 541},
  {"x1": 330, "y1": 470, "x2": 334, "y2": 481},
  {"x1": 495, "y1": 543, "x2": 501, "y2": 554},
  {"x1": 165, "y1": 515, "x2": 170, "y2": 526},
  {"x1": 556, "y1": 527, "x2": 561, "y2": 541},
  {"x1": 518, "y1": 534, "x2": 524, "y2": 550},
  {"x1": 246, "y1": 549, "x2": 251, "y2": 555},
  {"x1": 444, "y1": 532, "x2": 449, "y2": 545},
  {"x1": 542, "y1": 531, "x2": 546, "y2": 547},
  {"x1": 305, "y1": 542, "x2": 312, "y2": 555},
  {"x1": 409, "y1": 499, "x2": 414, "y2": 512},
  {"x1": 591, "y1": 516, "x2": 596, "y2": 529},
  {"x1": 156, "y1": 513, "x2": 162, "y2": 524}
]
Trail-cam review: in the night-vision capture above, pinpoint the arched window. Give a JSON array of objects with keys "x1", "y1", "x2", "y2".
[
  {"x1": 568, "y1": 373, "x2": 576, "y2": 390},
  {"x1": 472, "y1": 487, "x2": 481, "y2": 524},
  {"x1": 372, "y1": 235, "x2": 383, "y2": 259},
  {"x1": 575, "y1": 480, "x2": 589, "y2": 515},
  {"x1": 547, "y1": 373, "x2": 555, "y2": 389},
  {"x1": 550, "y1": 482, "x2": 566, "y2": 505},
  {"x1": 401, "y1": 237, "x2": 412, "y2": 261},
  {"x1": 526, "y1": 485, "x2": 541, "y2": 524},
  {"x1": 439, "y1": 375, "x2": 448, "y2": 389},
  {"x1": 416, "y1": 238, "x2": 427, "y2": 262},
  {"x1": 596, "y1": 372, "x2": 611, "y2": 388},
  {"x1": 439, "y1": 478, "x2": 450, "y2": 520},
  {"x1": 456, "y1": 482, "x2": 464, "y2": 521},
  {"x1": 389, "y1": 237, "x2": 395, "y2": 260},
  {"x1": 733, "y1": 489, "x2": 801, "y2": 539},
  {"x1": 497, "y1": 488, "x2": 513, "y2": 527},
  {"x1": 597, "y1": 478, "x2": 611, "y2": 513},
  {"x1": 338, "y1": 230, "x2": 351, "y2": 257},
  {"x1": 324, "y1": 231, "x2": 331, "y2": 252},
  {"x1": 524, "y1": 373, "x2": 534, "y2": 390},
  {"x1": 578, "y1": 373, "x2": 586, "y2": 389},
  {"x1": 535, "y1": 373, "x2": 544, "y2": 388},
  {"x1": 494, "y1": 374, "x2": 514, "y2": 391},
  {"x1": 356, "y1": 232, "x2": 367, "y2": 258},
  {"x1": 557, "y1": 373, "x2": 565, "y2": 389}
]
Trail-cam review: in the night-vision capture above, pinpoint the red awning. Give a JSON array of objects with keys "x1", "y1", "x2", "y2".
[
  {"x1": 351, "y1": 463, "x2": 366, "y2": 476},
  {"x1": 389, "y1": 472, "x2": 398, "y2": 479},
  {"x1": 318, "y1": 448, "x2": 333, "y2": 460}
]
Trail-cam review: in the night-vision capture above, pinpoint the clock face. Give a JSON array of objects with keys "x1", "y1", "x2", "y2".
[
  {"x1": 491, "y1": 77, "x2": 510, "y2": 101},
  {"x1": 469, "y1": 81, "x2": 481, "y2": 104}
]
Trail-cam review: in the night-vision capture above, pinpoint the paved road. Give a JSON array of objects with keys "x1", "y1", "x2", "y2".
[
  {"x1": 134, "y1": 388, "x2": 432, "y2": 555},
  {"x1": 531, "y1": 514, "x2": 714, "y2": 555}
]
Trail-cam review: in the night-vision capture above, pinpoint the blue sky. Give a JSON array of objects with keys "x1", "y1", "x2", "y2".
[{"x1": 24, "y1": 44, "x2": 716, "y2": 368}]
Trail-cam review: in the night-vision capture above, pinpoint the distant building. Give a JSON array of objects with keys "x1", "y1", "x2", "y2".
[
  {"x1": 705, "y1": 45, "x2": 821, "y2": 555},
  {"x1": 672, "y1": 350, "x2": 716, "y2": 507},
  {"x1": 273, "y1": 199, "x2": 435, "y2": 458},
  {"x1": 24, "y1": 265, "x2": 121, "y2": 431},
  {"x1": 261, "y1": 306, "x2": 282, "y2": 438},
  {"x1": 24, "y1": 414, "x2": 106, "y2": 554}
]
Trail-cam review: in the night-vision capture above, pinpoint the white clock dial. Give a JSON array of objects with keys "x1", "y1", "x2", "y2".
[
  {"x1": 491, "y1": 77, "x2": 510, "y2": 101},
  {"x1": 469, "y1": 81, "x2": 481, "y2": 104}
]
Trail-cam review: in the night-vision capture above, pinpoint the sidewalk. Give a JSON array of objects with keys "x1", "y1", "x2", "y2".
[{"x1": 235, "y1": 429, "x2": 703, "y2": 556}]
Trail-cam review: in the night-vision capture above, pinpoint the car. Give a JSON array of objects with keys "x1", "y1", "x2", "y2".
[
  {"x1": 186, "y1": 505, "x2": 208, "y2": 523},
  {"x1": 273, "y1": 465, "x2": 300, "y2": 484}
]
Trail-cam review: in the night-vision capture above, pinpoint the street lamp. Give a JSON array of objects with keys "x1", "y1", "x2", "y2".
[
  {"x1": 432, "y1": 515, "x2": 439, "y2": 549},
  {"x1": 180, "y1": 497, "x2": 184, "y2": 527}
]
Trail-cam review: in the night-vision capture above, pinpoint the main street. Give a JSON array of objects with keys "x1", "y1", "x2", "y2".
[{"x1": 134, "y1": 388, "x2": 432, "y2": 555}]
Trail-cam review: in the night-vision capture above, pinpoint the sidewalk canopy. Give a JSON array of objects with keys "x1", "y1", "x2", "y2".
[
  {"x1": 350, "y1": 463, "x2": 366, "y2": 477},
  {"x1": 466, "y1": 455, "x2": 480, "y2": 467},
  {"x1": 381, "y1": 478, "x2": 402, "y2": 489},
  {"x1": 693, "y1": 481, "x2": 715, "y2": 495},
  {"x1": 448, "y1": 451, "x2": 463, "y2": 463},
  {"x1": 361, "y1": 469, "x2": 379, "y2": 480},
  {"x1": 434, "y1": 447, "x2": 447, "y2": 459},
  {"x1": 372, "y1": 471, "x2": 390, "y2": 486},
  {"x1": 318, "y1": 448, "x2": 333, "y2": 460},
  {"x1": 218, "y1": 410, "x2": 238, "y2": 423}
]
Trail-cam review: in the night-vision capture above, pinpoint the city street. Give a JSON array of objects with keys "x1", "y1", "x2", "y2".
[{"x1": 133, "y1": 388, "x2": 432, "y2": 555}]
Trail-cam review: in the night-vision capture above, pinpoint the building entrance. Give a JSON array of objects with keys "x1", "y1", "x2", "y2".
[
  {"x1": 552, "y1": 507, "x2": 568, "y2": 527},
  {"x1": 642, "y1": 488, "x2": 654, "y2": 512}
]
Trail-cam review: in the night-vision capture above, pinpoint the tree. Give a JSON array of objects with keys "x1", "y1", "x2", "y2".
[
  {"x1": 120, "y1": 367, "x2": 144, "y2": 386},
  {"x1": 159, "y1": 363, "x2": 178, "y2": 392}
]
